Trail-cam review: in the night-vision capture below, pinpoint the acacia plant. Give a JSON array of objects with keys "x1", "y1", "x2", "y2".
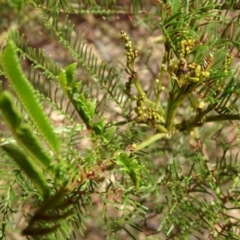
[{"x1": 0, "y1": 1, "x2": 240, "y2": 239}]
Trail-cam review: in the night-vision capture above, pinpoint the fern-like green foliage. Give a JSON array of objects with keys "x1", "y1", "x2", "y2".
[
  {"x1": 0, "y1": 0, "x2": 240, "y2": 240},
  {"x1": 0, "y1": 41, "x2": 60, "y2": 154}
]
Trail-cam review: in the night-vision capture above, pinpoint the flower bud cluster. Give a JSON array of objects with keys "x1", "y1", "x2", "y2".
[
  {"x1": 121, "y1": 30, "x2": 138, "y2": 68},
  {"x1": 134, "y1": 94, "x2": 163, "y2": 127},
  {"x1": 121, "y1": 31, "x2": 139, "y2": 97},
  {"x1": 174, "y1": 60, "x2": 210, "y2": 86},
  {"x1": 186, "y1": 62, "x2": 210, "y2": 83},
  {"x1": 223, "y1": 54, "x2": 233, "y2": 74},
  {"x1": 179, "y1": 39, "x2": 195, "y2": 57}
]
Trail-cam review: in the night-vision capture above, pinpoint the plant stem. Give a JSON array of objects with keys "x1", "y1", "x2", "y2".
[
  {"x1": 165, "y1": 98, "x2": 178, "y2": 129},
  {"x1": 177, "y1": 113, "x2": 240, "y2": 132},
  {"x1": 133, "y1": 78, "x2": 145, "y2": 96},
  {"x1": 134, "y1": 132, "x2": 168, "y2": 152},
  {"x1": 205, "y1": 114, "x2": 240, "y2": 122},
  {"x1": 165, "y1": 87, "x2": 185, "y2": 130}
]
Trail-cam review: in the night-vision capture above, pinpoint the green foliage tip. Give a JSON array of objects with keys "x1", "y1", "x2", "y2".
[
  {"x1": 59, "y1": 63, "x2": 104, "y2": 135},
  {"x1": 0, "y1": 41, "x2": 60, "y2": 153},
  {"x1": 2, "y1": 144, "x2": 50, "y2": 199},
  {"x1": 0, "y1": 91, "x2": 54, "y2": 174}
]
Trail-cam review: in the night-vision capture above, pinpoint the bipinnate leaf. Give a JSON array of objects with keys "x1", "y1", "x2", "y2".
[
  {"x1": 0, "y1": 91, "x2": 54, "y2": 173},
  {"x1": 2, "y1": 144, "x2": 50, "y2": 199},
  {"x1": 0, "y1": 41, "x2": 60, "y2": 153}
]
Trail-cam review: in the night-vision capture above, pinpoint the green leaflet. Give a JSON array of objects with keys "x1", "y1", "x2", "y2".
[
  {"x1": 58, "y1": 64, "x2": 90, "y2": 127},
  {"x1": 59, "y1": 63, "x2": 98, "y2": 131},
  {"x1": 116, "y1": 153, "x2": 140, "y2": 189},
  {"x1": 102, "y1": 125, "x2": 116, "y2": 140},
  {"x1": 63, "y1": 62, "x2": 77, "y2": 87},
  {"x1": 0, "y1": 91, "x2": 54, "y2": 174},
  {"x1": 0, "y1": 41, "x2": 60, "y2": 153},
  {"x1": 2, "y1": 144, "x2": 50, "y2": 199},
  {"x1": 59, "y1": 63, "x2": 106, "y2": 135}
]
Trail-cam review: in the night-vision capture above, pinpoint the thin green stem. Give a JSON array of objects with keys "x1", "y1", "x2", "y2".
[
  {"x1": 133, "y1": 78, "x2": 145, "y2": 96},
  {"x1": 165, "y1": 80, "x2": 200, "y2": 130},
  {"x1": 134, "y1": 133, "x2": 168, "y2": 152},
  {"x1": 165, "y1": 87, "x2": 184, "y2": 129},
  {"x1": 156, "y1": 124, "x2": 168, "y2": 133}
]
